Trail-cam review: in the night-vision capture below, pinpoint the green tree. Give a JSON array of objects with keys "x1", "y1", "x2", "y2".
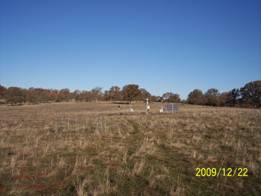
[
  {"x1": 162, "y1": 92, "x2": 181, "y2": 103},
  {"x1": 5, "y1": 87, "x2": 26, "y2": 105},
  {"x1": 205, "y1": 88, "x2": 220, "y2": 106},
  {"x1": 0, "y1": 85, "x2": 7, "y2": 99},
  {"x1": 122, "y1": 84, "x2": 141, "y2": 103},
  {"x1": 187, "y1": 89, "x2": 206, "y2": 105},
  {"x1": 139, "y1": 88, "x2": 151, "y2": 100},
  {"x1": 240, "y1": 80, "x2": 261, "y2": 108}
]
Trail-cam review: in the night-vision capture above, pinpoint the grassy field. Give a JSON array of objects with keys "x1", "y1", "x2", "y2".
[{"x1": 0, "y1": 102, "x2": 260, "y2": 195}]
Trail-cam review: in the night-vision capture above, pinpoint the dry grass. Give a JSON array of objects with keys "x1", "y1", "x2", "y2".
[{"x1": 0, "y1": 102, "x2": 260, "y2": 195}]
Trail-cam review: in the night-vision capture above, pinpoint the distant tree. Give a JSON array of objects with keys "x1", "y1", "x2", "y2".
[
  {"x1": 150, "y1": 95, "x2": 162, "y2": 102},
  {"x1": 0, "y1": 85, "x2": 7, "y2": 99},
  {"x1": 90, "y1": 87, "x2": 103, "y2": 101},
  {"x1": 162, "y1": 92, "x2": 181, "y2": 102},
  {"x1": 61, "y1": 88, "x2": 71, "y2": 101},
  {"x1": 162, "y1": 92, "x2": 172, "y2": 101},
  {"x1": 79, "y1": 90, "x2": 91, "y2": 102},
  {"x1": 139, "y1": 88, "x2": 151, "y2": 100},
  {"x1": 26, "y1": 88, "x2": 38, "y2": 103},
  {"x1": 25, "y1": 88, "x2": 51, "y2": 103},
  {"x1": 187, "y1": 89, "x2": 206, "y2": 105},
  {"x1": 240, "y1": 80, "x2": 261, "y2": 108},
  {"x1": 48, "y1": 90, "x2": 59, "y2": 102},
  {"x1": 105, "y1": 86, "x2": 122, "y2": 101},
  {"x1": 104, "y1": 90, "x2": 110, "y2": 101},
  {"x1": 56, "y1": 88, "x2": 71, "y2": 102},
  {"x1": 5, "y1": 87, "x2": 26, "y2": 105},
  {"x1": 219, "y1": 89, "x2": 240, "y2": 107},
  {"x1": 230, "y1": 88, "x2": 240, "y2": 106},
  {"x1": 122, "y1": 84, "x2": 141, "y2": 103},
  {"x1": 42, "y1": 89, "x2": 50, "y2": 102},
  {"x1": 73, "y1": 90, "x2": 82, "y2": 101},
  {"x1": 205, "y1": 88, "x2": 220, "y2": 106},
  {"x1": 219, "y1": 92, "x2": 229, "y2": 106}
]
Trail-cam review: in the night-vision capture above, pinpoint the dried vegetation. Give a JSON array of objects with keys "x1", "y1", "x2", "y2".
[{"x1": 0, "y1": 102, "x2": 260, "y2": 195}]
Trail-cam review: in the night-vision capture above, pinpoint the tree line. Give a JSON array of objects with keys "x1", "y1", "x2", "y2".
[
  {"x1": 187, "y1": 80, "x2": 260, "y2": 108},
  {"x1": 0, "y1": 80, "x2": 260, "y2": 108}
]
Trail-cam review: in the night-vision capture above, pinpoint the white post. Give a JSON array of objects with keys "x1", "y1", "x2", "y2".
[{"x1": 145, "y1": 98, "x2": 150, "y2": 114}]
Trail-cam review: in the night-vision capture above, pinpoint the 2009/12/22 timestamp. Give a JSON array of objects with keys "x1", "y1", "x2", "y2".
[{"x1": 195, "y1": 168, "x2": 248, "y2": 177}]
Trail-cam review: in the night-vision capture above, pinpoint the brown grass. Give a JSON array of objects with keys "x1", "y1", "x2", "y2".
[{"x1": 0, "y1": 102, "x2": 260, "y2": 195}]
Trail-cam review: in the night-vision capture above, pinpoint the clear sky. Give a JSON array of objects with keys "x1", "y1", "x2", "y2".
[{"x1": 0, "y1": 0, "x2": 260, "y2": 99}]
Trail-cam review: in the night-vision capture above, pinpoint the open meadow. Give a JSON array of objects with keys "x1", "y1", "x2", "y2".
[{"x1": 0, "y1": 102, "x2": 260, "y2": 195}]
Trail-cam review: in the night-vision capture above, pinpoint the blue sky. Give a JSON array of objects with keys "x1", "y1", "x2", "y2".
[{"x1": 0, "y1": 0, "x2": 260, "y2": 99}]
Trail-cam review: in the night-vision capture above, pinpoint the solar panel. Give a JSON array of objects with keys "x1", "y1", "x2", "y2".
[{"x1": 163, "y1": 103, "x2": 178, "y2": 112}]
